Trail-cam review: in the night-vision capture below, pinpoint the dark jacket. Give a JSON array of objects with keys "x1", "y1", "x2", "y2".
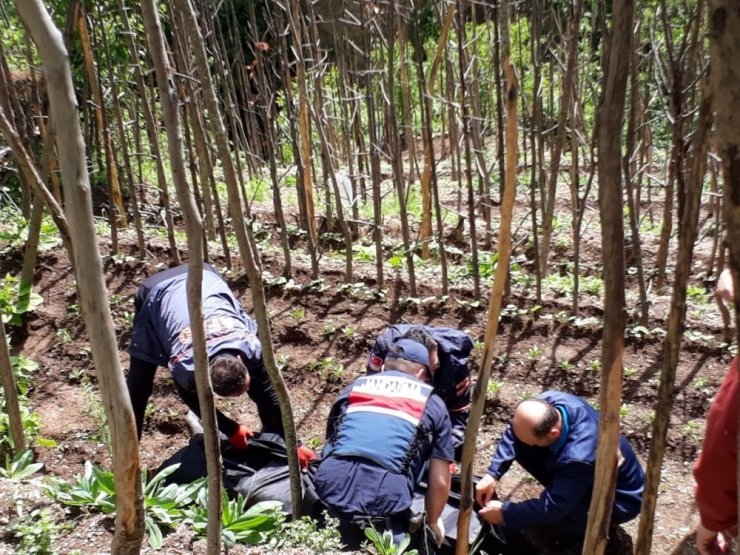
[
  {"x1": 126, "y1": 264, "x2": 282, "y2": 438},
  {"x1": 488, "y1": 391, "x2": 645, "y2": 531},
  {"x1": 316, "y1": 370, "x2": 453, "y2": 518},
  {"x1": 367, "y1": 324, "x2": 472, "y2": 455}
]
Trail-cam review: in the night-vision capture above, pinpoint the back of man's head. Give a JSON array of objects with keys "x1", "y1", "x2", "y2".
[
  {"x1": 209, "y1": 351, "x2": 249, "y2": 397},
  {"x1": 512, "y1": 398, "x2": 561, "y2": 446},
  {"x1": 385, "y1": 338, "x2": 431, "y2": 380}
]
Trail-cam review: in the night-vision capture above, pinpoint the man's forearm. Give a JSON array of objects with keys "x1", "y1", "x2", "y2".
[{"x1": 426, "y1": 459, "x2": 452, "y2": 522}]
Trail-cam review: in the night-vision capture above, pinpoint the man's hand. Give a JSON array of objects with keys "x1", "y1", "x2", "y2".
[
  {"x1": 428, "y1": 517, "x2": 446, "y2": 547},
  {"x1": 297, "y1": 445, "x2": 318, "y2": 471},
  {"x1": 479, "y1": 500, "x2": 505, "y2": 525},
  {"x1": 475, "y1": 473, "x2": 498, "y2": 506},
  {"x1": 228, "y1": 424, "x2": 254, "y2": 449},
  {"x1": 696, "y1": 522, "x2": 730, "y2": 555}
]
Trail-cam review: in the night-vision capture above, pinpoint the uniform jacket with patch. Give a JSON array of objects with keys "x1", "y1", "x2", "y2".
[
  {"x1": 488, "y1": 391, "x2": 645, "y2": 530},
  {"x1": 367, "y1": 324, "x2": 472, "y2": 454}
]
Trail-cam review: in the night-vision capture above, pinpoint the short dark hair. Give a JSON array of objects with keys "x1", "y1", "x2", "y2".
[
  {"x1": 209, "y1": 353, "x2": 248, "y2": 396},
  {"x1": 401, "y1": 327, "x2": 437, "y2": 353},
  {"x1": 518, "y1": 398, "x2": 560, "y2": 438}
]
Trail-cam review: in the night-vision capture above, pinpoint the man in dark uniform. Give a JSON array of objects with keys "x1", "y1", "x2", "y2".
[
  {"x1": 367, "y1": 324, "x2": 473, "y2": 459},
  {"x1": 476, "y1": 392, "x2": 644, "y2": 551},
  {"x1": 316, "y1": 338, "x2": 453, "y2": 548},
  {"x1": 126, "y1": 264, "x2": 316, "y2": 467}
]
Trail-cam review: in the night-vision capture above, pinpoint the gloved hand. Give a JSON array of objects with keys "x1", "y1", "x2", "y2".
[
  {"x1": 228, "y1": 424, "x2": 254, "y2": 449},
  {"x1": 297, "y1": 445, "x2": 318, "y2": 470},
  {"x1": 428, "y1": 517, "x2": 446, "y2": 547},
  {"x1": 448, "y1": 462, "x2": 457, "y2": 475}
]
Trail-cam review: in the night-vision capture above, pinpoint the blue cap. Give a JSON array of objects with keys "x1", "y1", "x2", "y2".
[{"x1": 386, "y1": 338, "x2": 430, "y2": 368}]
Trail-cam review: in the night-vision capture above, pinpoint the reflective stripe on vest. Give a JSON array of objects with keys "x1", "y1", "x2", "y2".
[{"x1": 332, "y1": 372, "x2": 434, "y2": 473}]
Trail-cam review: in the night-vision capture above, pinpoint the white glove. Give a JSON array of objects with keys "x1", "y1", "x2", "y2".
[{"x1": 429, "y1": 517, "x2": 445, "y2": 547}]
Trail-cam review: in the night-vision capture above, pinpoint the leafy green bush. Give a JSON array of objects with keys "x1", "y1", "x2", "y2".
[
  {"x1": 0, "y1": 274, "x2": 43, "y2": 326},
  {"x1": 268, "y1": 513, "x2": 344, "y2": 553},
  {"x1": 186, "y1": 493, "x2": 282, "y2": 548},
  {"x1": 3, "y1": 507, "x2": 64, "y2": 555},
  {"x1": 363, "y1": 527, "x2": 418, "y2": 555},
  {"x1": 0, "y1": 449, "x2": 43, "y2": 480}
]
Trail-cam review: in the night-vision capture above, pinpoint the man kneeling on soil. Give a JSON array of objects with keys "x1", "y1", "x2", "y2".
[
  {"x1": 476, "y1": 391, "x2": 645, "y2": 551},
  {"x1": 315, "y1": 339, "x2": 452, "y2": 548},
  {"x1": 367, "y1": 324, "x2": 473, "y2": 460},
  {"x1": 126, "y1": 264, "x2": 316, "y2": 467}
]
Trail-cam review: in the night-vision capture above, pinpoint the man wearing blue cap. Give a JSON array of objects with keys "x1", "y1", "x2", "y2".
[
  {"x1": 126, "y1": 264, "x2": 316, "y2": 467},
  {"x1": 315, "y1": 338, "x2": 453, "y2": 548},
  {"x1": 367, "y1": 324, "x2": 473, "y2": 460}
]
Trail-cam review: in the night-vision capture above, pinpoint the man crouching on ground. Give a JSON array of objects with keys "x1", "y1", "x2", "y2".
[
  {"x1": 476, "y1": 392, "x2": 645, "y2": 552},
  {"x1": 315, "y1": 338, "x2": 453, "y2": 548}
]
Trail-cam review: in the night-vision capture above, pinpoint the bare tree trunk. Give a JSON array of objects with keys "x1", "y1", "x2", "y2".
[
  {"x1": 456, "y1": 1, "x2": 518, "y2": 550},
  {"x1": 706, "y1": 0, "x2": 740, "y2": 541},
  {"x1": 456, "y1": 0, "x2": 481, "y2": 301},
  {"x1": 102, "y1": 10, "x2": 145, "y2": 258},
  {"x1": 139, "y1": 1, "x2": 221, "y2": 552},
  {"x1": 582, "y1": 2, "x2": 634, "y2": 553},
  {"x1": 20, "y1": 122, "x2": 58, "y2": 286},
  {"x1": 246, "y1": 1, "x2": 291, "y2": 276},
  {"x1": 386, "y1": 1, "x2": 416, "y2": 296},
  {"x1": 419, "y1": 3, "x2": 456, "y2": 260},
  {"x1": 0, "y1": 319, "x2": 25, "y2": 453},
  {"x1": 75, "y1": 1, "x2": 125, "y2": 239},
  {"x1": 360, "y1": 7, "x2": 385, "y2": 291},
  {"x1": 14, "y1": 2, "x2": 144, "y2": 552},
  {"x1": 0, "y1": 111, "x2": 73, "y2": 259},
  {"x1": 174, "y1": 0, "x2": 303, "y2": 518},
  {"x1": 623, "y1": 21, "x2": 650, "y2": 326},
  {"x1": 539, "y1": 0, "x2": 583, "y2": 276},
  {"x1": 635, "y1": 65, "x2": 711, "y2": 555},
  {"x1": 117, "y1": 0, "x2": 179, "y2": 264},
  {"x1": 286, "y1": 0, "x2": 319, "y2": 279}
]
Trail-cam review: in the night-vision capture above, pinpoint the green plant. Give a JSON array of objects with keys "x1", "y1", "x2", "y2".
[
  {"x1": 81, "y1": 380, "x2": 109, "y2": 445},
  {"x1": 9, "y1": 355, "x2": 38, "y2": 396},
  {"x1": 525, "y1": 346, "x2": 542, "y2": 362},
  {"x1": 0, "y1": 449, "x2": 43, "y2": 480},
  {"x1": 682, "y1": 420, "x2": 703, "y2": 440},
  {"x1": 323, "y1": 324, "x2": 337, "y2": 337},
  {"x1": 619, "y1": 404, "x2": 630, "y2": 418},
  {"x1": 693, "y1": 376, "x2": 712, "y2": 394},
  {"x1": 487, "y1": 381, "x2": 504, "y2": 396},
  {"x1": 143, "y1": 465, "x2": 207, "y2": 549},
  {"x1": 0, "y1": 406, "x2": 42, "y2": 455},
  {"x1": 187, "y1": 492, "x2": 282, "y2": 548},
  {"x1": 588, "y1": 359, "x2": 601, "y2": 372},
  {"x1": 686, "y1": 284, "x2": 710, "y2": 304},
  {"x1": 46, "y1": 461, "x2": 117, "y2": 513},
  {"x1": 343, "y1": 325, "x2": 358, "y2": 338},
  {"x1": 624, "y1": 367, "x2": 637, "y2": 378},
  {"x1": 557, "y1": 359, "x2": 573, "y2": 372},
  {"x1": 268, "y1": 513, "x2": 344, "y2": 553},
  {"x1": 0, "y1": 274, "x2": 43, "y2": 326},
  {"x1": 290, "y1": 306, "x2": 306, "y2": 321},
  {"x1": 55, "y1": 327, "x2": 73, "y2": 345},
  {"x1": 4, "y1": 506, "x2": 64, "y2": 555},
  {"x1": 363, "y1": 526, "x2": 418, "y2": 555}
]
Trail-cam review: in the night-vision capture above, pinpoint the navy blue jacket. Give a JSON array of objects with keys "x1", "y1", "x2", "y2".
[
  {"x1": 316, "y1": 371, "x2": 453, "y2": 518},
  {"x1": 367, "y1": 324, "x2": 472, "y2": 456},
  {"x1": 487, "y1": 391, "x2": 645, "y2": 531},
  {"x1": 127, "y1": 264, "x2": 282, "y2": 438}
]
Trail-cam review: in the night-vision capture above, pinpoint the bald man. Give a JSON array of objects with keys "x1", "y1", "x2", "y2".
[{"x1": 476, "y1": 392, "x2": 644, "y2": 547}]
